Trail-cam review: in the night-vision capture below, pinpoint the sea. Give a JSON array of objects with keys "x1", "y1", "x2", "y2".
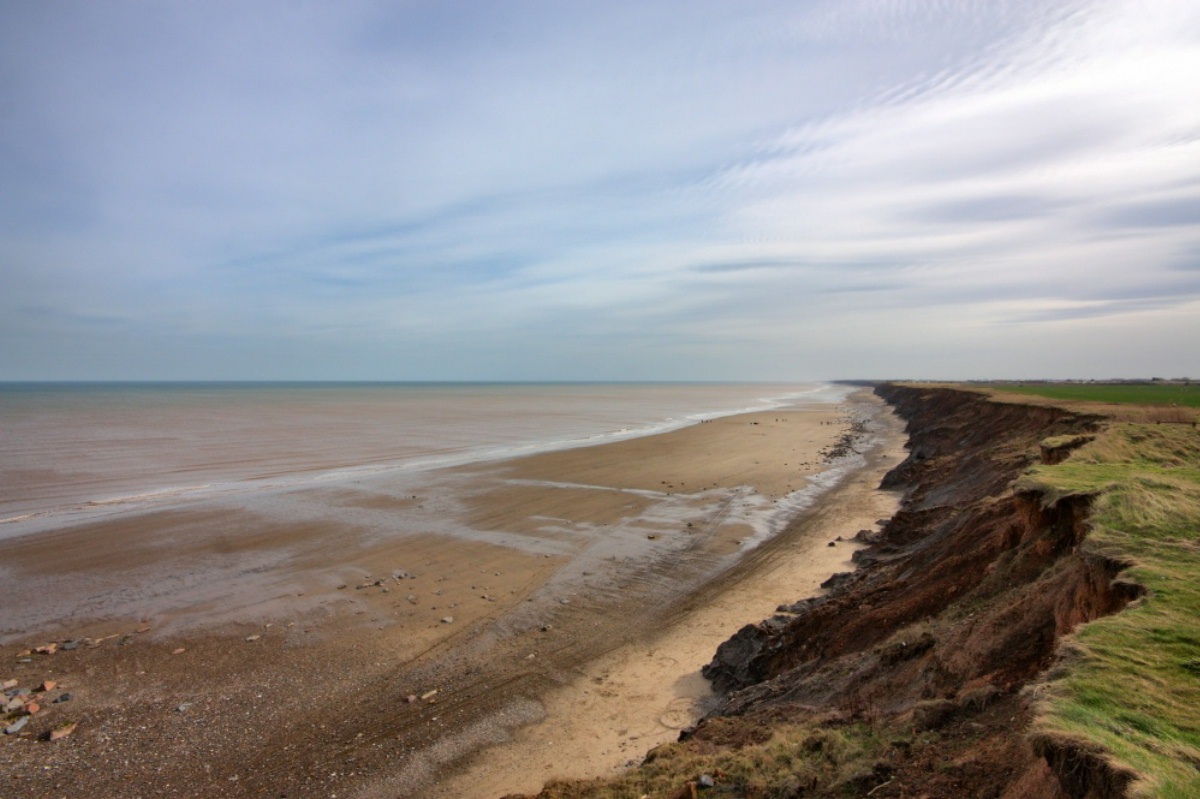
[{"x1": 0, "y1": 382, "x2": 850, "y2": 535}]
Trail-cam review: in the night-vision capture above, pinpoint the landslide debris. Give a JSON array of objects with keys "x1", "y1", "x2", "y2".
[{"x1": 513, "y1": 384, "x2": 1178, "y2": 799}]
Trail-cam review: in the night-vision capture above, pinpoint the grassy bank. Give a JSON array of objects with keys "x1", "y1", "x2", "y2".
[{"x1": 1021, "y1": 421, "x2": 1200, "y2": 797}]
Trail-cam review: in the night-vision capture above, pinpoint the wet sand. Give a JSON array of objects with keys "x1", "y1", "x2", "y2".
[
  {"x1": 0, "y1": 390, "x2": 905, "y2": 798},
  {"x1": 433, "y1": 396, "x2": 907, "y2": 798}
]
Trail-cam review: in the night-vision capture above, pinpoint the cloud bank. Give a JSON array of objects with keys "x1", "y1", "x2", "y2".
[{"x1": 2, "y1": 0, "x2": 1198, "y2": 380}]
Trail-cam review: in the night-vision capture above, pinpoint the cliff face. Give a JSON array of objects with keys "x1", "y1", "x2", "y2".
[{"x1": 698, "y1": 385, "x2": 1136, "y2": 798}]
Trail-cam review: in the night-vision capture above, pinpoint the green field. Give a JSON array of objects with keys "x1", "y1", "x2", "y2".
[{"x1": 999, "y1": 383, "x2": 1200, "y2": 407}]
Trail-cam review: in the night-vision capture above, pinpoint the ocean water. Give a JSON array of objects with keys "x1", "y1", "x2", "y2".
[{"x1": 0, "y1": 382, "x2": 847, "y2": 529}]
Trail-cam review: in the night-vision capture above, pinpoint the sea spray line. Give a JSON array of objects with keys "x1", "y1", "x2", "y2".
[{"x1": 0, "y1": 384, "x2": 851, "y2": 539}]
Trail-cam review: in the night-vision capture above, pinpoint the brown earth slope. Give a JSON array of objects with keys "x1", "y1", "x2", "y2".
[{"x1": 518, "y1": 384, "x2": 1143, "y2": 799}]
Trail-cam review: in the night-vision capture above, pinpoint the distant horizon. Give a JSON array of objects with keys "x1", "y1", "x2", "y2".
[
  {"x1": 1, "y1": 376, "x2": 1193, "y2": 386},
  {"x1": 0, "y1": 378, "x2": 818, "y2": 386}
]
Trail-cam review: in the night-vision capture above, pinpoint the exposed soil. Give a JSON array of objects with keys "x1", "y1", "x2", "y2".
[
  {"x1": 517, "y1": 384, "x2": 1144, "y2": 799},
  {"x1": 702, "y1": 385, "x2": 1140, "y2": 798}
]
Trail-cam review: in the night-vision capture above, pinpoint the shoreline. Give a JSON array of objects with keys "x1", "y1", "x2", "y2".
[
  {"x1": 430, "y1": 390, "x2": 907, "y2": 798},
  {"x1": 0, "y1": 389, "x2": 905, "y2": 797},
  {"x1": 507, "y1": 384, "x2": 1191, "y2": 798},
  {"x1": 1, "y1": 382, "x2": 845, "y2": 532}
]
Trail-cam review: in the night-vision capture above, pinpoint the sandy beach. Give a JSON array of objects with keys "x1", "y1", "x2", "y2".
[{"x1": 0, "y1": 389, "x2": 906, "y2": 798}]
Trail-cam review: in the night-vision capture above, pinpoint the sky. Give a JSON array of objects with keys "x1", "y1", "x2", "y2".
[{"x1": 2, "y1": 0, "x2": 1199, "y2": 382}]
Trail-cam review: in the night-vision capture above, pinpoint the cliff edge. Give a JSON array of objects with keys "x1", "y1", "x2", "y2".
[{"x1": 513, "y1": 384, "x2": 1200, "y2": 799}]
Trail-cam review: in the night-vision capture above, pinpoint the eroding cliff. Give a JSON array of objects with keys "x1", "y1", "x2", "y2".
[
  {"x1": 693, "y1": 386, "x2": 1144, "y2": 798},
  {"x1": 516, "y1": 385, "x2": 1162, "y2": 799}
]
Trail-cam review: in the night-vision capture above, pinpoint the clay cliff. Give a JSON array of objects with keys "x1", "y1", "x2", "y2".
[
  {"x1": 695, "y1": 384, "x2": 1140, "y2": 798},
  {"x1": 515, "y1": 384, "x2": 1159, "y2": 799}
]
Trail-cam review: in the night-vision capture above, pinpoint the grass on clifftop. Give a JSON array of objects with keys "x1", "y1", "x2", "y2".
[{"x1": 1021, "y1": 422, "x2": 1200, "y2": 798}]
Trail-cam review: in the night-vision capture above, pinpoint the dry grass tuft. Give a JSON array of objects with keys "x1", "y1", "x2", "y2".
[{"x1": 525, "y1": 722, "x2": 885, "y2": 799}]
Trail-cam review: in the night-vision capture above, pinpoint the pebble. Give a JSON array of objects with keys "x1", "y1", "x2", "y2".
[
  {"x1": 440, "y1": 616, "x2": 454, "y2": 624},
  {"x1": 172, "y1": 648, "x2": 186, "y2": 655},
  {"x1": 61, "y1": 640, "x2": 80, "y2": 651},
  {"x1": 698, "y1": 773, "x2": 715, "y2": 788},
  {"x1": 49, "y1": 722, "x2": 77, "y2": 741},
  {"x1": 53, "y1": 693, "x2": 72, "y2": 704},
  {"x1": 38, "y1": 680, "x2": 56, "y2": 692},
  {"x1": 245, "y1": 635, "x2": 260, "y2": 642},
  {"x1": 177, "y1": 703, "x2": 192, "y2": 712},
  {"x1": 4, "y1": 717, "x2": 29, "y2": 735}
]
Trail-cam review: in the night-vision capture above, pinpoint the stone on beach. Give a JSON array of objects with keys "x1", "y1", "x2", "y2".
[
  {"x1": 49, "y1": 722, "x2": 77, "y2": 741},
  {"x1": 4, "y1": 716, "x2": 29, "y2": 735}
]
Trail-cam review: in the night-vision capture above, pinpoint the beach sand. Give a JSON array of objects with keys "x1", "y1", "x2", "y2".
[{"x1": 0, "y1": 390, "x2": 906, "y2": 798}]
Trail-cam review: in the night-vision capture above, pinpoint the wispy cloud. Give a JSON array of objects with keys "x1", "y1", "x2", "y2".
[{"x1": 2, "y1": 0, "x2": 1198, "y2": 380}]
